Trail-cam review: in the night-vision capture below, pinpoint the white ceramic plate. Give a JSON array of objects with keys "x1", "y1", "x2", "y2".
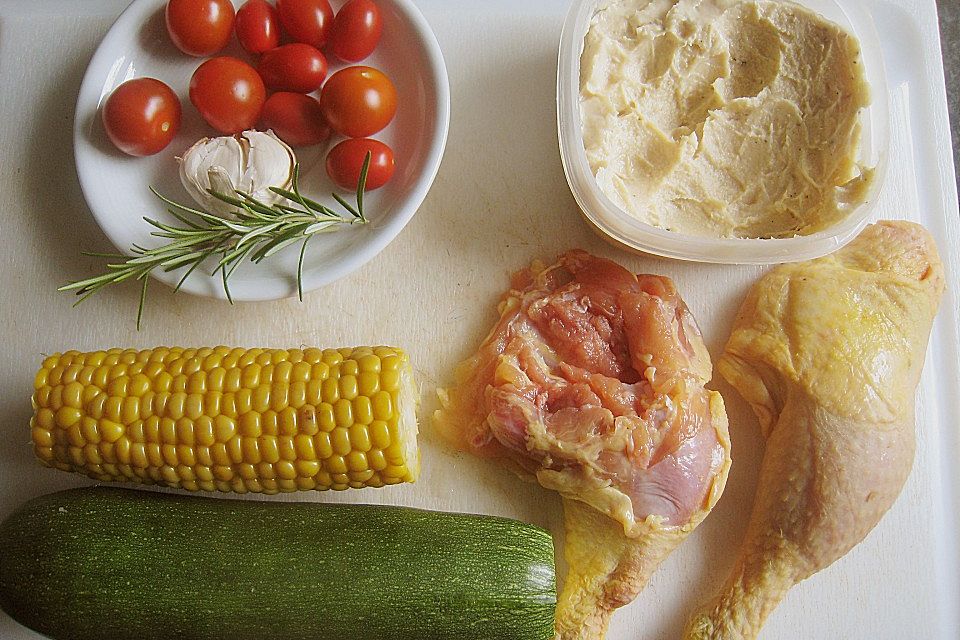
[{"x1": 74, "y1": 0, "x2": 449, "y2": 301}]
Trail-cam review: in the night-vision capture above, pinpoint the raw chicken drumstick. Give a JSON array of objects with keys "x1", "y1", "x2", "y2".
[
  {"x1": 684, "y1": 221, "x2": 944, "y2": 639},
  {"x1": 435, "y1": 250, "x2": 730, "y2": 639}
]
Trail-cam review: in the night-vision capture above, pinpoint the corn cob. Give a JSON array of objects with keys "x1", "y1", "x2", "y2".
[{"x1": 30, "y1": 346, "x2": 419, "y2": 494}]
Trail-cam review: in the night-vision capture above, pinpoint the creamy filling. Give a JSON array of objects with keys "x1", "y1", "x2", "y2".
[{"x1": 579, "y1": 0, "x2": 873, "y2": 238}]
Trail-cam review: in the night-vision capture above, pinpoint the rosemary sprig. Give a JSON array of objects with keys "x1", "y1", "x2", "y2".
[{"x1": 61, "y1": 154, "x2": 371, "y2": 329}]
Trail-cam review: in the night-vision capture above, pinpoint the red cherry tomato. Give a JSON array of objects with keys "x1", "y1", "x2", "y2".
[
  {"x1": 318, "y1": 66, "x2": 397, "y2": 138},
  {"x1": 326, "y1": 138, "x2": 394, "y2": 191},
  {"x1": 257, "y1": 44, "x2": 327, "y2": 93},
  {"x1": 165, "y1": 0, "x2": 235, "y2": 56},
  {"x1": 189, "y1": 57, "x2": 266, "y2": 134},
  {"x1": 329, "y1": 0, "x2": 382, "y2": 62},
  {"x1": 260, "y1": 92, "x2": 330, "y2": 147},
  {"x1": 276, "y1": 0, "x2": 334, "y2": 47},
  {"x1": 235, "y1": 0, "x2": 280, "y2": 54},
  {"x1": 101, "y1": 78, "x2": 181, "y2": 156}
]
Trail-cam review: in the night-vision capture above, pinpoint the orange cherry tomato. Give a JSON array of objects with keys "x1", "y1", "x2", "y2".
[
  {"x1": 102, "y1": 78, "x2": 181, "y2": 156},
  {"x1": 318, "y1": 66, "x2": 396, "y2": 138},
  {"x1": 165, "y1": 0, "x2": 235, "y2": 56},
  {"x1": 326, "y1": 138, "x2": 395, "y2": 190},
  {"x1": 189, "y1": 57, "x2": 266, "y2": 134}
]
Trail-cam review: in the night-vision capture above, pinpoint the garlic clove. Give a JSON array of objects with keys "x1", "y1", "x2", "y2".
[{"x1": 178, "y1": 130, "x2": 297, "y2": 217}]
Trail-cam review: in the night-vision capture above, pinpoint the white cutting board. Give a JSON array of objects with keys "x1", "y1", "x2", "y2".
[{"x1": 0, "y1": 0, "x2": 957, "y2": 639}]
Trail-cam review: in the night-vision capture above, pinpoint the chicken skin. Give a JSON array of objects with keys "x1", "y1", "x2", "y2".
[
  {"x1": 435, "y1": 250, "x2": 730, "y2": 639},
  {"x1": 685, "y1": 221, "x2": 944, "y2": 639}
]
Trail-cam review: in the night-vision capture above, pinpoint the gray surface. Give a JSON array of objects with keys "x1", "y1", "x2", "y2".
[{"x1": 940, "y1": 0, "x2": 959, "y2": 195}]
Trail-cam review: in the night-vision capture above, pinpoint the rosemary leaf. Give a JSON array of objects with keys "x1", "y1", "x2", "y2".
[{"x1": 62, "y1": 159, "x2": 371, "y2": 328}]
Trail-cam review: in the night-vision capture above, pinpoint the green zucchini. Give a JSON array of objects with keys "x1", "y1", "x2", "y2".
[{"x1": 0, "y1": 487, "x2": 556, "y2": 640}]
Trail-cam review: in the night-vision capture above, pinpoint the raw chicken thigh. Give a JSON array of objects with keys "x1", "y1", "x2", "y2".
[
  {"x1": 436, "y1": 250, "x2": 730, "y2": 638},
  {"x1": 685, "y1": 221, "x2": 944, "y2": 639}
]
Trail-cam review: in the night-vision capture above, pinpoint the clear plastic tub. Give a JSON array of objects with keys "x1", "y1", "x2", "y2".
[{"x1": 557, "y1": 0, "x2": 890, "y2": 264}]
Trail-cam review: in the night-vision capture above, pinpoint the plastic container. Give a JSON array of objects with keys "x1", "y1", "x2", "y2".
[{"x1": 557, "y1": 0, "x2": 889, "y2": 264}]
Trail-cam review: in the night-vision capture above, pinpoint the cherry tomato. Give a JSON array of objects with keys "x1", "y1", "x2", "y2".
[
  {"x1": 329, "y1": 0, "x2": 382, "y2": 62},
  {"x1": 326, "y1": 138, "x2": 394, "y2": 190},
  {"x1": 260, "y1": 92, "x2": 330, "y2": 147},
  {"x1": 235, "y1": 0, "x2": 280, "y2": 54},
  {"x1": 319, "y1": 66, "x2": 397, "y2": 138},
  {"x1": 165, "y1": 0, "x2": 235, "y2": 56},
  {"x1": 189, "y1": 57, "x2": 266, "y2": 134},
  {"x1": 101, "y1": 78, "x2": 181, "y2": 156},
  {"x1": 276, "y1": 0, "x2": 334, "y2": 47},
  {"x1": 257, "y1": 44, "x2": 327, "y2": 93}
]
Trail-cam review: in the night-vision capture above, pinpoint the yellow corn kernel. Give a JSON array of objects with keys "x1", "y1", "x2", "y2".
[
  {"x1": 239, "y1": 412, "x2": 261, "y2": 437},
  {"x1": 139, "y1": 393, "x2": 155, "y2": 420},
  {"x1": 331, "y1": 428, "x2": 352, "y2": 456},
  {"x1": 176, "y1": 444, "x2": 197, "y2": 467},
  {"x1": 252, "y1": 386, "x2": 270, "y2": 413},
  {"x1": 167, "y1": 393, "x2": 187, "y2": 419},
  {"x1": 115, "y1": 437, "x2": 132, "y2": 465},
  {"x1": 326, "y1": 455, "x2": 348, "y2": 475},
  {"x1": 130, "y1": 443, "x2": 148, "y2": 468},
  {"x1": 100, "y1": 420, "x2": 124, "y2": 443},
  {"x1": 334, "y1": 399, "x2": 353, "y2": 428},
  {"x1": 261, "y1": 410, "x2": 279, "y2": 436},
  {"x1": 211, "y1": 443, "x2": 231, "y2": 466},
  {"x1": 121, "y1": 397, "x2": 140, "y2": 425},
  {"x1": 212, "y1": 465, "x2": 233, "y2": 482},
  {"x1": 314, "y1": 432, "x2": 333, "y2": 459},
  {"x1": 195, "y1": 446, "x2": 213, "y2": 467},
  {"x1": 161, "y1": 444, "x2": 178, "y2": 466},
  {"x1": 373, "y1": 388, "x2": 399, "y2": 422},
  {"x1": 346, "y1": 451, "x2": 368, "y2": 473},
  {"x1": 298, "y1": 407, "x2": 319, "y2": 435},
  {"x1": 318, "y1": 403, "x2": 335, "y2": 432},
  {"x1": 277, "y1": 478, "x2": 298, "y2": 492},
  {"x1": 275, "y1": 460, "x2": 297, "y2": 480},
  {"x1": 368, "y1": 450, "x2": 387, "y2": 471},
  {"x1": 369, "y1": 420, "x2": 391, "y2": 449},
  {"x1": 259, "y1": 437, "x2": 280, "y2": 464},
  {"x1": 278, "y1": 437, "x2": 296, "y2": 461},
  {"x1": 270, "y1": 383, "x2": 289, "y2": 412},
  {"x1": 35, "y1": 408, "x2": 55, "y2": 431},
  {"x1": 234, "y1": 388, "x2": 253, "y2": 415},
  {"x1": 278, "y1": 407, "x2": 298, "y2": 436},
  {"x1": 224, "y1": 367, "x2": 242, "y2": 393},
  {"x1": 349, "y1": 424, "x2": 372, "y2": 452},
  {"x1": 32, "y1": 425, "x2": 53, "y2": 448},
  {"x1": 256, "y1": 462, "x2": 277, "y2": 480},
  {"x1": 294, "y1": 434, "x2": 315, "y2": 459},
  {"x1": 161, "y1": 465, "x2": 181, "y2": 484},
  {"x1": 31, "y1": 347, "x2": 418, "y2": 494},
  {"x1": 349, "y1": 469, "x2": 375, "y2": 484},
  {"x1": 321, "y1": 377, "x2": 339, "y2": 403},
  {"x1": 353, "y1": 396, "x2": 374, "y2": 426},
  {"x1": 213, "y1": 415, "x2": 236, "y2": 442},
  {"x1": 186, "y1": 394, "x2": 204, "y2": 420},
  {"x1": 146, "y1": 443, "x2": 164, "y2": 468},
  {"x1": 241, "y1": 437, "x2": 262, "y2": 464},
  {"x1": 295, "y1": 459, "x2": 321, "y2": 477},
  {"x1": 194, "y1": 416, "x2": 215, "y2": 446},
  {"x1": 227, "y1": 436, "x2": 243, "y2": 464},
  {"x1": 241, "y1": 364, "x2": 261, "y2": 388},
  {"x1": 291, "y1": 361, "x2": 312, "y2": 382}
]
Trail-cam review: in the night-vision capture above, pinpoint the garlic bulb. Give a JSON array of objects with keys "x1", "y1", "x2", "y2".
[{"x1": 178, "y1": 130, "x2": 296, "y2": 216}]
